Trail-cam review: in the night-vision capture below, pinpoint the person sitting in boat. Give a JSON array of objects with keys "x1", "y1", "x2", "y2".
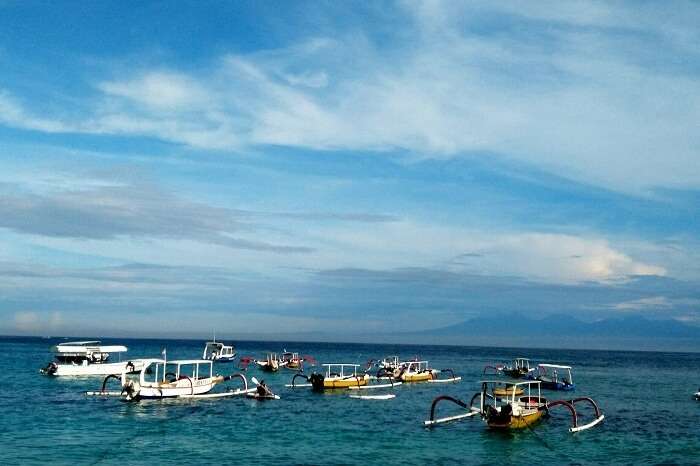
[{"x1": 257, "y1": 380, "x2": 273, "y2": 398}]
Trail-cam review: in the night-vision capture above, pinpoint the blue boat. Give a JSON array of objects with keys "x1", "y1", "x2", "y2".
[{"x1": 528, "y1": 364, "x2": 575, "y2": 391}]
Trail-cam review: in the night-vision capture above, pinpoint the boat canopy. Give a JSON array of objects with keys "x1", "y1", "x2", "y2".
[
  {"x1": 479, "y1": 379, "x2": 543, "y2": 403},
  {"x1": 537, "y1": 364, "x2": 572, "y2": 369},
  {"x1": 52, "y1": 341, "x2": 128, "y2": 354},
  {"x1": 323, "y1": 363, "x2": 360, "y2": 377},
  {"x1": 537, "y1": 364, "x2": 573, "y2": 384}
]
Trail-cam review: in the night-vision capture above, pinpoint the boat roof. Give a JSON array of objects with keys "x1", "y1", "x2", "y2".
[
  {"x1": 538, "y1": 364, "x2": 572, "y2": 369},
  {"x1": 145, "y1": 359, "x2": 212, "y2": 365},
  {"x1": 323, "y1": 363, "x2": 360, "y2": 368},
  {"x1": 58, "y1": 340, "x2": 101, "y2": 346},
  {"x1": 169, "y1": 359, "x2": 213, "y2": 365},
  {"x1": 52, "y1": 342, "x2": 127, "y2": 353}
]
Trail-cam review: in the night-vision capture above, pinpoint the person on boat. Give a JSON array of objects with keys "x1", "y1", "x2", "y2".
[{"x1": 257, "y1": 380, "x2": 274, "y2": 398}]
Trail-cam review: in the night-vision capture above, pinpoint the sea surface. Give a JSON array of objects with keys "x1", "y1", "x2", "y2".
[{"x1": 2, "y1": 336, "x2": 699, "y2": 465}]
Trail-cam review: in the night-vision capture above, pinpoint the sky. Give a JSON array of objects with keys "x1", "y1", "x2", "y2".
[{"x1": 0, "y1": 1, "x2": 699, "y2": 342}]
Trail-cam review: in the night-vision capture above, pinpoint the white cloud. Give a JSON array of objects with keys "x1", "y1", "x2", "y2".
[
  {"x1": 0, "y1": 91, "x2": 73, "y2": 133},
  {"x1": 614, "y1": 296, "x2": 672, "y2": 311},
  {"x1": 0, "y1": 2, "x2": 698, "y2": 191},
  {"x1": 98, "y1": 71, "x2": 209, "y2": 110},
  {"x1": 284, "y1": 220, "x2": 666, "y2": 283}
]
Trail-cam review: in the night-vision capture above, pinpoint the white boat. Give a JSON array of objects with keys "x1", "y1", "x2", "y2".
[
  {"x1": 113, "y1": 359, "x2": 255, "y2": 401},
  {"x1": 202, "y1": 340, "x2": 237, "y2": 362},
  {"x1": 378, "y1": 355, "x2": 401, "y2": 371},
  {"x1": 379, "y1": 359, "x2": 460, "y2": 384},
  {"x1": 255, "y1": 352, "x2": 288, "y2": 372},
  {"x1": 40, "y1": 341, "x2": 147, "y2": 376}
]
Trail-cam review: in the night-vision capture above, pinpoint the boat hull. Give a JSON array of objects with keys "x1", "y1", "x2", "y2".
[
  {"x1": 211, "y1": 355, "x2": 237, "y2": 363},
  {"x1": 486, "y1": 410, "x2": 545, "y2": 430},
  {"x1": 324, "y1": 374, "x2": 370, "y2": 389},
  {"x1": 45, "y1": 359, "x2": 147, "y2": 377},
  {"x1": 539, "y1": 380, "x2": 575, "y2": 391},
  {"x1": 487, "y1": 409, "x2": 545, "y2": 430},
  {"x1": 502, "y1": 369, "x2": 530, "y2": 379},
  {"x1": 258, "y1": 362, "x2": 279, "y2": 372},
  {"x1": 134, "y1": 377, "x2": 220, "y2": 399},
  {"x1": 401, "y1": 371, "x2": 435, "y2": 383}
]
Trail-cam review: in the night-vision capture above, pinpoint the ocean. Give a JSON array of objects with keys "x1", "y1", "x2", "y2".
[{"x1": 2, "y1": 336, "x2": 699, "y2": 465}]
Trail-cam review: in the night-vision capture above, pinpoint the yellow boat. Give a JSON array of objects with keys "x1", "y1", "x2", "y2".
[
  {"x1": 397, "y1": 360, "x2": 438, "y2": 383},
  {"x1": 304, "y1": 364, "x2": 370, "y2": 391},
  {"x1": 482, "y1": 381, "x2": 547, "y2": 430},
  {"x1": 425, "y1": 380, "x2": 605, "y2": 433}
]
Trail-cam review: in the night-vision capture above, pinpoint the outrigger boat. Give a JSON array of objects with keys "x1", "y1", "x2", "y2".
[
  {"x1": 424, "y1": 380, "x2": 604, "y2": 433},
  {"x1": 202, "y1": 340, "x2": 237, "y2": 362},
  {"x1": 87, "y1": 358, "x2": 256, "y2": 401},
  {"x1": 280, "y1": 351, "x2": 315, "y2": 371},
  {"x1": 484, "y1": 357, "x2": 535, "y2": 379},
  {"x1": 288, "y1": 363, "x2": 402, "y2": 393},
  {"x1": 528, "y1": 364, "x2": 575, "y2": 391},
  {"x1": 255, "y1": 353, "x2": 287, "y2": 372},
  {"x1": 377, "y1": 359, "x2": 461, "y2": 384},
  {"x1": 694, "y1": 388, "x2": 700, "y2": 400},
  {"x1": 40, "y1": 341, "x2": 147, "y2": 376}
]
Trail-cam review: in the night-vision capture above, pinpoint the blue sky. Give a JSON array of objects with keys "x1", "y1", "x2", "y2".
[{"x1": 1, "y1": 1, "x2": 699, "y2": 340}]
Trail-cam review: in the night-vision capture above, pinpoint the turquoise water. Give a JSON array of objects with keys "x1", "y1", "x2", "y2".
[{"x1": 2, "y1": 336, "x2": 699, "y2": 465}]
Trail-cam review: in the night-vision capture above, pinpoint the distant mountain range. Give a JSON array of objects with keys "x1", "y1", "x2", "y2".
[{"x1": 424, "y1": 313, "x2": 700, "y2": 339}]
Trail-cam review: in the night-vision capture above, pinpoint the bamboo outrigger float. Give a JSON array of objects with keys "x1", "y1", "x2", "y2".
[
  {"x1": 424, "y1": 380, "x2": 604, "y2": 433},
  {"x1": 86, "y1": 358, "x2": 257, "y2": 401}
]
